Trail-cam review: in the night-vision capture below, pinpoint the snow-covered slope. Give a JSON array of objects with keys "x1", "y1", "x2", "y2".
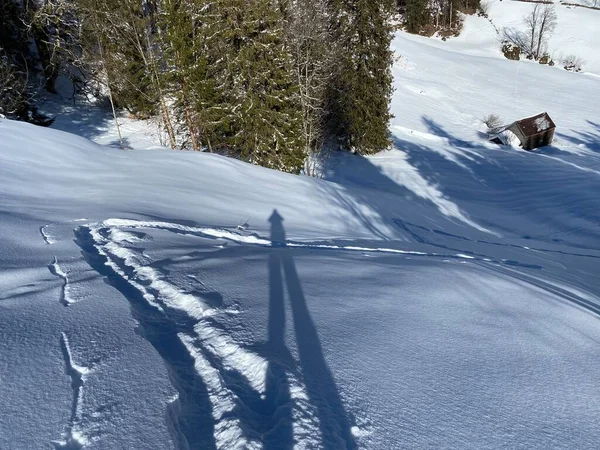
[
  {"x1": 428, "y1": 0, "x2": 600, "y2": 74},
  {"x1": 2, "y1": 5, "x2": 600, "y2": 449}
]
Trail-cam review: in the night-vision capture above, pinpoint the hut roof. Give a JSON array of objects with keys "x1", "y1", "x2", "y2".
[{"x1": 514, "y1": 112, "x2": 556, "y2": 137}]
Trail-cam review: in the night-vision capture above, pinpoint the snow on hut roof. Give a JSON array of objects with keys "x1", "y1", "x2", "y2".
[{"x1": 515, "y1": 112, "x2": 556, "y2": 137}]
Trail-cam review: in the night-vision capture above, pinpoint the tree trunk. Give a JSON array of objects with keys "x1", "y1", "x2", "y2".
[
  {"x1": 184, "y1": 105, "x2": 200, "y2": 150},
  {"x1": 98, "y1": 39, "x2": 124, "y2": 150},
  {"x1": 139, "y1": 29, "x2": 177, "y2": 149},
  {"x1": 181, "y1": 77, "x2": 200, "y2": 151},
  {"x1": 536, "y1": 20, "x2": 546, "y2": 59},
  {"x1": 160, "y1": 94, "x2": 177, "y2": 150}
]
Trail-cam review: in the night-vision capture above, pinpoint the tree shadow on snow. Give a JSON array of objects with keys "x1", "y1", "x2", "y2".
[
  {"x1": 318, "y1": 116, "x2": 600, "y2": 252},
  {"x1": 318, "y1": 118, "x2": 492, "y2": 241},
  {"x1": 556, "y1": 120, "x2": 600, "y2": 154},
  {"x1": 42, "y1": 96, "x2": 118, "y2": 143},
  {"x1": 401, "y1": 118, "x2": 600, "y2": 245}
]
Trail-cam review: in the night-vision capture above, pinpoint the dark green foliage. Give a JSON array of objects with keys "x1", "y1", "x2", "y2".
[
  {"x1": 160, "y1": 0, "x2": 224, "y2": 149},
  {"x1": 218, "y1": 0, "x2": 304, "y2": 172},
  {"x1": 401, "y1": 0, "x2": 481, "y2": 34},
  {"x1": 327, "y1": 0, "x2": 395, "y2": 154},
  {"x1": 158, "y1": 0, "x2": 305, "y2": 171},
  {"x1": 110, "y1": 48, "x2": 157, "y2": 117},
  {"x1": 0, "y1": 1, "x2": 30, "y2": 60},
  {"x1": 0, "y1": 0, "x2": 398, "y2": 173},
  {"x1": 78, "y1": 0, "x2": 158, "y2": 116},
  {"x1": 0, "y1": 1, "x2": 37, "y2": 120},
  {"x1": 0, "y1": 50, "x2": 27, "y2": 119},
  {"x1": 404, "y1": 0, "x2": 430, "y2": 33}
]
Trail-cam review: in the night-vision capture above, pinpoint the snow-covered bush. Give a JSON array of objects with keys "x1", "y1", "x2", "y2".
[
  {"x1": 562, "y1": 54, "x2": 584, "y2": 72},
  {"x1": 497, "y1": 129, "x2": 521, "y2": 147},
  {"x1": 500, "y1": 26, "x2": 528, "y2": 58},
  {"x1": 538, "y1": 53, "x2": 553, "y2": 65},
  {"x1": 478, "y1": 0, "x2": 490, "y2": 17},
  {"x1": 482, "y1": 114, "x2": 503, "y2": 134},
  {"x1": 501, "y1": 40, "x2": 521, "y2": 60}
]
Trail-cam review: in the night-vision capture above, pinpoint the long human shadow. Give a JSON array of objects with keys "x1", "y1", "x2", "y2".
[
  {"x1": 260, "y1": 248, "x2": 294, "y2": 450},
  {"x1": 269, "y1": 210, "x2": 357, "y2": 449}
]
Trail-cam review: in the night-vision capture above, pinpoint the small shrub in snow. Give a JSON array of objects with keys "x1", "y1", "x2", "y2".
[
  {"x1": 501, "y1": 41, "x2": 521, "y2": 60},
  {"x1": 562, "y1": 54, "x2": 584, "y2": 72},
  {"x1": 483, "y1": 114, "x2": 503, "y2": 134},
  {"x1": 478, "y1": 0, "x2": 490, "y2": 17},
  {"x1": 538, "y1": 54, "x2": 552, "y2": 65}
]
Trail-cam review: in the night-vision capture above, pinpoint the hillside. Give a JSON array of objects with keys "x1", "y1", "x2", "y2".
[{"x1": 1, "y1": 1, "x2": 600, "y2": 449}]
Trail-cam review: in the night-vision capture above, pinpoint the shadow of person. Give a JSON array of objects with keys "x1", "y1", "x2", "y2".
[
  {"x1": 261, "y1": 248, "x2": 294, "y2": 450},
  {"x1": 269, "y1": 210, "x2": 357, "y2": 449},
  {"x1": 269, "y1": 209, "x2": 287, "y2": 246}
]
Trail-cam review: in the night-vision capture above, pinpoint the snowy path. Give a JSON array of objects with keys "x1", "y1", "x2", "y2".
[{"x1": 63, "y1": 216, "x2": 600, "y2": 449}]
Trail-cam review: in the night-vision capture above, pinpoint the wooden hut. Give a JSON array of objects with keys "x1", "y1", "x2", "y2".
[{"x1": 504, "y1": 112, "x2": 556, "y2": 150}]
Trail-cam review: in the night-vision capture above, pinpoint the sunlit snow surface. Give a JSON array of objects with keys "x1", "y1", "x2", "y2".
[{"x1": 2, "y1": 1, "x2": 600, "y2": 448}]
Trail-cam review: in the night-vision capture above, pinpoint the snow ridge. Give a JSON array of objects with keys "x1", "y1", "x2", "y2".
[
  {"x1": 51, "y1": 333, "x2": 90, "y2": 450},
  {"x1": 47, "y1": 256, "x2": 73, "y2": 306},
  {"x1": 40, "y1": 224, "x2": 56, "y2": 244},
  {"x1": 100, "y1": 218, "x2": 488, "y2": 262}
]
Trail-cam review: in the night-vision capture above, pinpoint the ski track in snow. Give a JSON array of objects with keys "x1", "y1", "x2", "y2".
[
  {"x1": 48, "y1": 256, "x2": 73, "y2": 306},
  {"x1": 75, "y1": 217, "x2": 598, "y2": 448},
  {"x1": 40, "y1": 224, "x2": 56, "y2": 244},
  {"x1": 100, "y1": 218, "x2": 499, "y2": 264},
  {"x1": 51, "y1": 333, "x2": 90, "y2": 450},
  {"x1": 98, "y1": 217, "x2": 570, "y2": 269},
  {"x1": 78, "y1": 221, "x2": 321, "y2": 449},
  {"x1": 487, "y1": 265, "x2": 600, "y2": 317}
]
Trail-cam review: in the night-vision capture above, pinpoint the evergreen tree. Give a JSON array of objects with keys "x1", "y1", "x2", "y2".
[
  {"x1": 0, "y1": 1, "x2": 28, "y2": 117},
  {"x1": 219, "y1": 0, "x2": 305, "y2": 172},
  {"x1": 77, "y1": 0, "x2": 158, "y2": 116},
  {"x1": 160, "y1": 0, "x2": 224, "y2": 150},
  {"x1": 404, "y1": 0, "x2": 430, "y2": 33},
  {"x1": 328, "y1": 0, "x2": 395, "y2": 154},
  {"x1": 0, "y1": 0, "x2": 45, "y2": 122}
]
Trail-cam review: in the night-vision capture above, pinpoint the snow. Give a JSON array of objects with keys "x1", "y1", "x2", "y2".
[
  {"x1": 534, "y1": 115, "x2": 551, "y2": 132},
  {"x1": 441, "y1": 0, "x2": 600, "y2": 75},
  {"x1": 498, "y1": 128, "x2": 521, "y2": 146},
  {"x1": 2, "y1": 2, "x2": 600, "y2": 449}
]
